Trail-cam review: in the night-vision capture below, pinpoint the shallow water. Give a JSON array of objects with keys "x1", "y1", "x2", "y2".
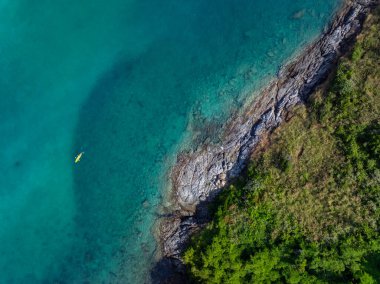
[{"x1": 0, "y1": 0, "x2": 340, "y2": 282}]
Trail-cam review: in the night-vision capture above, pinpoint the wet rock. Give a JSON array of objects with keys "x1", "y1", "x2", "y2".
[
  {"x1": 142, "y1": 199, "x2": 150, "y2": 209},
  {"x1": 267, "y1": 51, "x2": 275, "y2": 57},
  {"x1": 292, "y1": 9, "x2": 306, "y2": 19}
]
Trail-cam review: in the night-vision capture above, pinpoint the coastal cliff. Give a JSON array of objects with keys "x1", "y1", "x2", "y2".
[{"x1": 153, "y1": 0, "x2": 377, "y2": 282}]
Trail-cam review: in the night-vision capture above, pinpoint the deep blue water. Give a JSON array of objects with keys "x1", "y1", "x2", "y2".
[{"x1": 0, "y1": 0, "x2": 340, "y2": 282}]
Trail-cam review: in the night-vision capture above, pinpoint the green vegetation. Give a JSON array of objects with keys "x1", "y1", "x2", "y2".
[{"x1": 184, "y1": 8, "x2": 380, "y2": 284}]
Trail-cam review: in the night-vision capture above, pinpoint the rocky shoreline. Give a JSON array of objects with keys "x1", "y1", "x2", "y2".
[{"x1": 151, "y1": 0, "x2": 377, "y2": 282}]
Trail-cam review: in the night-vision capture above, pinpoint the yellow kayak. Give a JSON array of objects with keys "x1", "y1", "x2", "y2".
[{"x1": 75, "y1": 152, "x2": 84, "y2": 163}]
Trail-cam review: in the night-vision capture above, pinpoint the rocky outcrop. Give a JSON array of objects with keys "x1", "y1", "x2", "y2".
[{"x1": 152, "y1": 0, "x2": 377, "y2": 282}]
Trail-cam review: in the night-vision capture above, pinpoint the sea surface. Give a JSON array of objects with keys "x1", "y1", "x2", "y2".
[{"x1": 0, "y1": 0, "x2": 341, "y2": 282}]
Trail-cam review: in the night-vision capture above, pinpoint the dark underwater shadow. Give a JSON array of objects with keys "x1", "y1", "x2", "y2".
[
  {"x1": 62, "y1": 37, "x2": 196, "y2": 281},
  {"x1": 60, "y1": 59, "x2": 140, "y2": 282}
]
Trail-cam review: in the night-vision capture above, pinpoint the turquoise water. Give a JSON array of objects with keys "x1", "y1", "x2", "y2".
[{"x1": 0, "y1": 0, "x2": 340, "y2": 282}]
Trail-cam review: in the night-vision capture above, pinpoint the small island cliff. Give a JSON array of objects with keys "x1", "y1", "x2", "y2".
[{"x1": 152, "y1": 0, "x2": 378, "y2": 282}]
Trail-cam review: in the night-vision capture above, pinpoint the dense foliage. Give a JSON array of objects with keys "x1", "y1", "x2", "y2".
[{"x1": 184, "y1": 8, "x2": 380, "y2": 284}]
